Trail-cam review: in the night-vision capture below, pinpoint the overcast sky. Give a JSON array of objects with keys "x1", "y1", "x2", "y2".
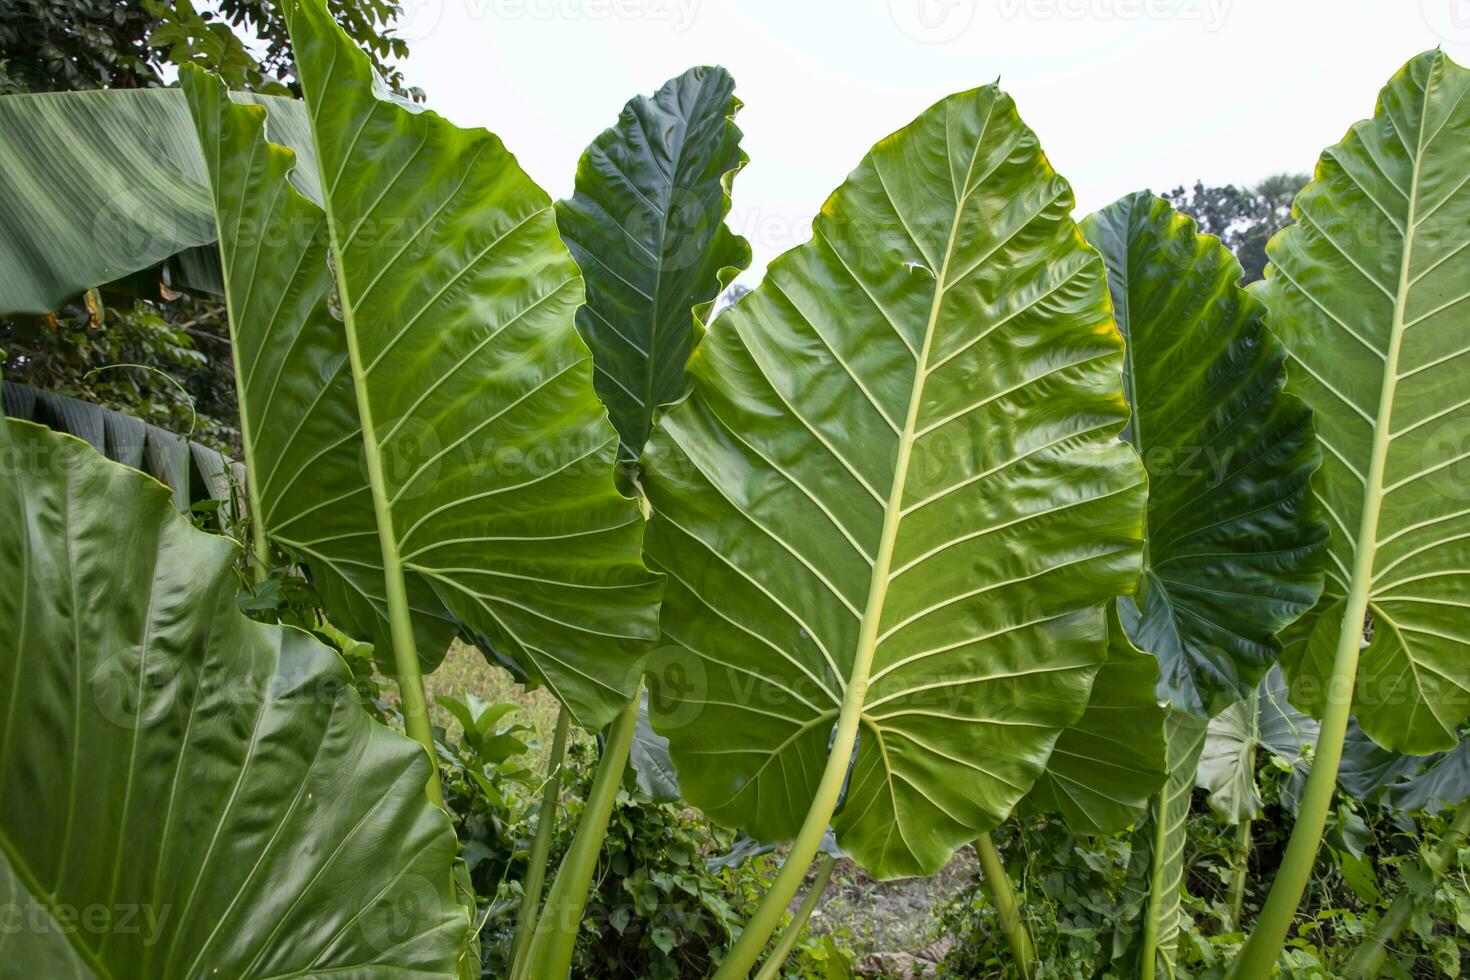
[{"x1": 397, "y1": 0, "x2": 1470, "y2": 282}]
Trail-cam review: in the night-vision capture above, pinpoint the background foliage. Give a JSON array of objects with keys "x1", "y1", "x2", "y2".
[{"x1": 0, "y1": 0, "x2": 418, "y2": 455}]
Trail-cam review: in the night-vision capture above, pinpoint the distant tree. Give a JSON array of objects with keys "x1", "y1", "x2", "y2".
[
  {"x1": 1164, "y1": 173, "x2": 1307, "y2": 283},
  {"x1": 0, "y1": 0, "x2": 419, "y2": 99}
]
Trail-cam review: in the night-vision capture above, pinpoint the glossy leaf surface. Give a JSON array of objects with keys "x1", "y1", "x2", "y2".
[
  {"x1": 0, "y1": 409, "x2": 464, "y2": 978},
  {"x1": 0, "y1": 87, "x2": 316, "y2": 313},
  {"x1": 1082, "y1": 191, "x2": 1326, "y2": 717},
  {"x1": 187, "y1": 0, "x2": 662, "y2": 725},
  {"x1": 556, "y1": 66, "x2": 750, "y2": 457},
  {"x1": 1023, "y1": 607, "x2": 1167, "y2": 834},
  {"x1": 1264, "y1": 50, "x2": 1470, "y2": 754},
  {"x1": 643, "y1": 84, "x2": 1147, "y2": 878}
]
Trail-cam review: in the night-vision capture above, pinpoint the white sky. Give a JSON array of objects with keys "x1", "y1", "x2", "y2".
[{"x1": 398, "y1": 0, "x2": 1470, "y2": 282}]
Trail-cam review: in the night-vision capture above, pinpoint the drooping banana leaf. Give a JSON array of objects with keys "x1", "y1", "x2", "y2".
[
  {"x1": 556, "y1": 65, "x2": 750, "y2": 458},
  {"x1": 1021, "y1": 606, "x2": 1167, "y2": 834},
  {"x1": 0, "y1": 380, "x2": 244, "y2": 519},
  {"x1": 641, "y1": 82, "x2": 1147, "y2": 879},
  {"x1": 1263, "y1": 48, "x2": 1470, "y2": 756},
  {"x1": 1197, "y1": 665, "x2": 1320, "y2": 823},
  {"x1": 1113, "y1": 710, "x2": 1208, "y2": 977},
  {"x1": 1082, "y1": 191, "x2": 1327, "y2": 718},
  {"x1": 0, "y1": 402, "x2": 466, "y2": 977},
  {"x1": 183, "y1": 0, "x2": 661, "y2": 727},
  {"x1": 0, "y1": 86, "x2": 317, "y2": 314}
]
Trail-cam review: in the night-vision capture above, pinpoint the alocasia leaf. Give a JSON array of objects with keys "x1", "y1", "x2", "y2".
[
  {"x1": 1022, "y1": 606, "x2": 1167, "y2": 834},
  {"x1": 642, "y1": 82, "x2": 1147, "y2": 878},
  {"x1": 0, "y1": 403, "x2": 466, "y2": 978},
  {"x1": 1197, "y1": 665, "x2": 1320, "y2": 822},
  {"x1": 556, "y1": 65, "x2": 750, "y2": 458},
  {"x1": 1264, "y1": 49, "x2": 1470, "y2": 754},
  {"x1": 1082, "y1": 191, "x2": 1327, "y2": 718},
  {"x1": 183, "y1": 0, "x2": 662, "y2": 727}
]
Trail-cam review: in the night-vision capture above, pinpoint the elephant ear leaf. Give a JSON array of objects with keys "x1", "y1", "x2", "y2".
[
  {"x1": 1197, "y1": 665, "x2": 1320, "y2": 822},
  {"x1": 181, "y1": 65, "x2": 459, "y2": 666},
  {"x1": 1081, "y1": 191, "x2": 1328, "y2": 718},
  {"x1": 1022, "y1": 605, "x2": 1167, "y2": 834},
  {"x1": 184, "y1": 0, "x2": 663, "y2": 726},
  {"x1": 642, "y1": 83, "x2": 1147, "y2": 878},
  {"x1": 1, "y1": 380, "x2": 244, "y2": 522},
  {"x1": 1258, "y1": 49, "x2": 1470, "y2": 755},
  {"x1": 0, "y1": 404, "x2": 466, "y2": 978},
  {"x1": 556, "y1": 65, "x2": 750, "y2": 458}
]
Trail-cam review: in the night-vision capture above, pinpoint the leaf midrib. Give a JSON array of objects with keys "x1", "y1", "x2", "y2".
[
  {"x1": 848, "y1": 104, "x2": 990, "y2": 722},
  {"x1": 1346, "y1": 60, "x2": 1434, "y2": 662}
]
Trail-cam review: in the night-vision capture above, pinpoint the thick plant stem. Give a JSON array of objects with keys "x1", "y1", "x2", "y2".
[
  {"x1": 1139, "y1": 787, "x2": 1171, "y2": 980},
  {"x1": 710, "y1": 697, "x2": 860, "y2": 980},
  {"x1": 303, "y1": 100, "x2": 441, "y2": 808},
  {"x1": 976, "y1": 832, "x2": 1034, "y2": 979},
  {"x1": 753, "y1": 853, "x2": 838, "y2": 980},
  {"x1": 1230, "y1": 596, "x2": 1364, "y2": 976},
  {"x1": 1234, "y1": 71, "x2": 1425, "y2": 977},
  {"x1": 1227, "y1": 817, "x2": 1252, "y2": 932},
  {"x1": 508, "y1": 706, "x2": 570, "y2": 976},
  {"x1": 713, "y1": 135, "x2": 959, "y2": 979},
  {"x1": 211, "y1": 224, "x2": 270, "y2": 586},
  {"x1": 1345, "y1": 803, "x2": 1470, "y2": 978},
  {"x1": 520, "y1": 690, "x2": 640, "y2": 980}
]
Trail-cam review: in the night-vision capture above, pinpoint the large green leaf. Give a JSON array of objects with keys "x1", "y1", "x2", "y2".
[
  {"x1": 1022, "y1": 606, "x2": 1167, "y2": 834},
  {"x1": 1114, "y1": 710, "x2": 1208, "y2": 978},
  {"x1": 642, "y1": 83, "x2": 1147, "y2": 878},
  {"x1": 1082, "y1": 191, "x2": 1327, "y2": 717},
  {"x1": 1265, "y1": 49, "x2": 1470, "y2": 755},
  {"x1": 185, "y1": 0, "x2": 662, "y2": 726},
  {"x1": 181, "y1": 66, "x2": 458, "y2": 667},
  {"x1": 1, "y1": 380, "x2": 244, "y2": 520},
  {"x1": 0, "y1": 87, "x2": 317, "y2": 314},
  {"x1": 556, "y1": 66, "x2": 750, "y2": 457},
  {"x1": 0, "y1": 407, "x2": 465, "y2": 977},
  {"x1": 1197, "y1": 665, "x2": 1319, "y2": 823}
]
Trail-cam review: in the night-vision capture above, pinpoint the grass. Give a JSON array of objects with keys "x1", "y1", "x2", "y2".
[{"x1": 412, "y1": 639, "x2": 592, "y2": 769}]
